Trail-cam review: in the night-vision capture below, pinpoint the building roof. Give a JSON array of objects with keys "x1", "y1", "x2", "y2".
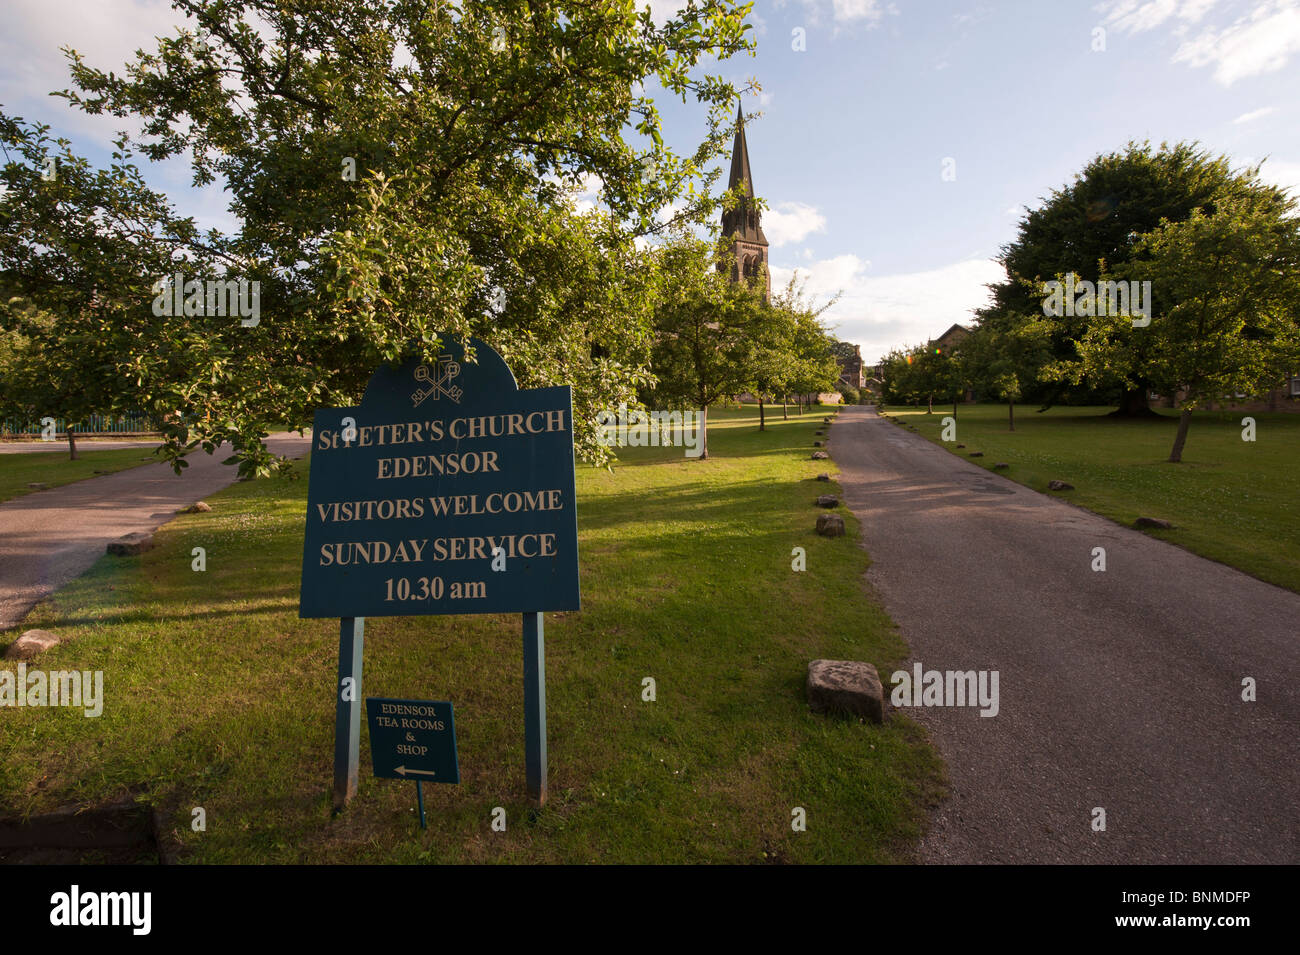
[
  {"x1": 933, "y1": 323, "x2": 971, "y2": 348},
  {"x1": 722, "y1": 104, "x2": 767, "y2": 246}
]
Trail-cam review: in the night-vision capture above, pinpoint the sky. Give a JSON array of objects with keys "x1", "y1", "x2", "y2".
[{"x1": 3, "y1": 0, "x2": 1300, "y2": 363}]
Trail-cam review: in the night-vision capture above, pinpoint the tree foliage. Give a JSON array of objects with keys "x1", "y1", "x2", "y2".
[
  {"x1": 648, "y1": 241, "x2": 840, "y2": 448},
  {"x1": 0, "y1": 118, "x2": 216, "y2": 459},
  {"x1": 4, "y1": 0, "x2": 760, "y2": 471},
  {"x1": 647, "y1": 233, "x2": 763, "y2": 457},
  {"x1": 1071, "y1": 199, "x2": 1300, "y2": 460},
  {"x1": 984, "y1": 141, "x2": 1292, "y2": 415}
]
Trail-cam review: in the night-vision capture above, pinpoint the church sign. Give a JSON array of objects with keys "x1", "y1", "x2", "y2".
[
  {"x1": 299, "y1": 343, "x2": 579, "y2": 617},
  {"x1": 299, "y1": 336, "x2": 579, "y2": 811}
]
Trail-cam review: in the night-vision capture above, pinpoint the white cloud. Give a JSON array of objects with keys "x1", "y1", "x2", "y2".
[
  {"x1": 1232, "y1": 105, "x2": 1277, "y2": 122},
  {"x1": 794, "y1": 0, "x2": 889, "y2": 26},
  {"x1": 831, "y1": 0, "x2": 886, "y2": 21},
  {"x1": 645, "y1": 1, "x2": 689, "y2": 26},
  {"x1": 953, "y1": 5, "x2": 994, "y2": 27},
  {"x1": 184, "y1": 182, "x2": 243, "y2": 236},
  {"x1": 1254, "y1": 157, "x2": 1300, "y2": 194},
  {"x1": 1099, "y1": 0, "x2": 1219, "y2": 32},
  {"x1": 763, "y1": 201, "x2": 827, "y2": 247},
  {"x1": 0, "y1": 0, "x2": 191, "y2": 146},
  {"x1": 1101, "y1": 0, "x2": 1180, "y2": 32},
  {"x1": 770, "y1": 255, "x2": 1006, "y2": 363},
  {"x1": 568, "y1": 172, "x2": 605, "y2": 213},
  {"x1": 1179, "y1": 0, "x2": 1222, "y2": 20},
  {"x1": 1098, "y1": 1, "x2": 1300, "y2": 86},
  {"x1": 1172, "y1": 1, "x2": 1300, "y2": 85},
  {"x1": 655, "y1": 197, "x2": 688, "y2": 227}
]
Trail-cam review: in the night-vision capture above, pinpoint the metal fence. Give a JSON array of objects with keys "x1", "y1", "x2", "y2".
[{"x1": 0, "y1": 413, "x2": 159, "y2": 436}]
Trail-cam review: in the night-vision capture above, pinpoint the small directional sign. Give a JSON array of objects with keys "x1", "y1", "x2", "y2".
[{"x1": 365, "y1": 698, "x2": 459, "y2": 784}]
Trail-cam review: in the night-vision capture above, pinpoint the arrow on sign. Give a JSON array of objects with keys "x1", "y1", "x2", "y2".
[{"x1": 395, "y1": 766, "x2": 436, "y2": 778}]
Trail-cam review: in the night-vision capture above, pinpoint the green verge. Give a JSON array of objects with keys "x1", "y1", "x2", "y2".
[
  {"x1": 883, "y1": 403, "x2": 1300, "y2": 593},
  {"x1": 0, "y1": 406, "x2": 944, "y2": 864},
  {"x1": 0, "y1": 446, "x2": 162, "y2": 504}
]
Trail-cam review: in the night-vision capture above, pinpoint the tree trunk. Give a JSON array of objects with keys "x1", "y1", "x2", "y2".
[
  {"x1": 782, "y1": 394, "x2": 788, "y2": 420},
  {"x1": 953, "y1": 396, "x2": 958, "y2": 419},
  {"x1": 698, "y1": 400, "x2": 709, "y2": 460},
  {"x1": 1168, "y1": 408, "x2": 1192, "y2": 463},
  {"x1": 927, "y1": 394, "x2": 933, "y2": 414},
  {"x1": 758, "y1": 398, "x2": 766, "y2": 431},
  {"x1": 1008, "y1": 399, "x2": 1015, "y2": 432},
  {"x1": 1109, "y1": 385, "x2": 1158, "y2": 418},
  {"x1": 67, "y1": 427, "x2": 79, "y2": 461}
]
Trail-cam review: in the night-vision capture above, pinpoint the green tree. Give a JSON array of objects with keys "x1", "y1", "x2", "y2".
[
  {"x1": 879, "y1": 346, "x2": 920, "y2": 406},
  {"x1": 910, "y1": 345, "x2": 954, "y2": 414},
  {"x1": 1071, "y1": 200, "x2": 1300, "y2": 462},
  {"x1": 988, "y1": 141, "x2": 1288, "y2": 416},
  {"x1": 747, "y1": 303, "x2": 795, "y2": 431},
  {"x1": 648, "y1": 235, "x2": 761, "y2": 458},
  {"x1": 776, "y1": 278, "x2": 840, "y2": 416},
  {"x1": 788, "y1": 316, "x2": 840, "y2": 413},
  {"x1": 879, "y1": 342, "x2": 957, "y2": 413},
  {"x1": 46, "y1": 0, "x2": 758, "y2": 471},
  {"x1": 963, "y1": 318, "x2": 1053, "y2": 431},
  {"x1": 0, "y1": 118, "x2": 213, "y2": 460},
  {"x1": 828, "y1": 337, "x2": 859, "y2": 366}
]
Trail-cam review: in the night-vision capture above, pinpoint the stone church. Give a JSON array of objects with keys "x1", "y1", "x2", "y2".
[
  {"x1": 720, "y1": 105, "x2": 771, "y2": 300},
  {"x1": 720, "y1": 107, "x2": 844, "y2": 405}
]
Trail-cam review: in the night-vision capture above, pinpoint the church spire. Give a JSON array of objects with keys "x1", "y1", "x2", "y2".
[
  {"x1": 721, "y1": 103, "x2": 769, "y2": 298},
  {"x1": 728, "y1": 105, "x2": 754, "y2": 194},
  {"x1": 722, "y1": 104, "x2": 766, "y2": 246}
]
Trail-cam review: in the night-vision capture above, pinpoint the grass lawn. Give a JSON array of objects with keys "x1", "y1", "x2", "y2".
[
  {"x1": 0, "y1": 445, "x2": 162, "y2": 504},
  {"x1": 0, "y1": 406, "x2": 944, "y2": 864},
  {"x1": 881, "y1": 403, "x2": 1300, "y2": 593}
]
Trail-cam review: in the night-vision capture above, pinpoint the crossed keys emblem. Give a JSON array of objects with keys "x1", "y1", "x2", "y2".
[{"x1": 411, "y1": 355, "x2": 463, "y2": 407}]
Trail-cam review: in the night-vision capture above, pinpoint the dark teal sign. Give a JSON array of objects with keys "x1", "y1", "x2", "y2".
[
  {"x1": 365, "y1": 698, "x2": 460, "y2": 784},
  {"x1": 299, "y1": 337, "x2": 581, "y2": 618}
]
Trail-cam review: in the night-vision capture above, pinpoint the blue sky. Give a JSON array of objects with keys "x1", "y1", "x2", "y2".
[{"x1": 4, "y1": 0, "x2": 1300, "y2": 362}]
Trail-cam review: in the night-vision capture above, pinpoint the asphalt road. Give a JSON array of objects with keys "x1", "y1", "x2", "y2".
[
  {"x1": 831, "y1": 405, "x2": 1299, "y2": 864},
  {"x1": 0, "y1": 433, "x2": 311, "y2": 631}
]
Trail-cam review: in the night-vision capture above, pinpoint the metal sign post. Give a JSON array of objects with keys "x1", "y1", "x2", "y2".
[
  {"x1": 522, "y1": 611, "x2": 547, "y2": 805},
  {"x1": 333, "y1": 616, "x2": 364, "y2": 812}
]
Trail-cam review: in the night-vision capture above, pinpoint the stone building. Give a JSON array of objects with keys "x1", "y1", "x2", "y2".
[
  {"x1": 932, "y1": 323, "x2": 971, "y2": 354},
  {"x1": 1155, "y1": 375, "x2": 1300, "y2": 414},
  {"x1": 837, "y1": 345, "x2": 865, "y2": 391},
  {"x1": 720, "y1": 104, "x2": 770, "y2": 300}
]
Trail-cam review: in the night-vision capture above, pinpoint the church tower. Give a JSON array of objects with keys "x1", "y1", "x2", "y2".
[{"x1": 721, "y1": 104, "x2": 770, "y2": 300}]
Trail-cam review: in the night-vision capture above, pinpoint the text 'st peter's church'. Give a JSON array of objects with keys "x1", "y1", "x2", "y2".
[{"x1": 721, "y1": 104, "x2": 770, "y2": 300}]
